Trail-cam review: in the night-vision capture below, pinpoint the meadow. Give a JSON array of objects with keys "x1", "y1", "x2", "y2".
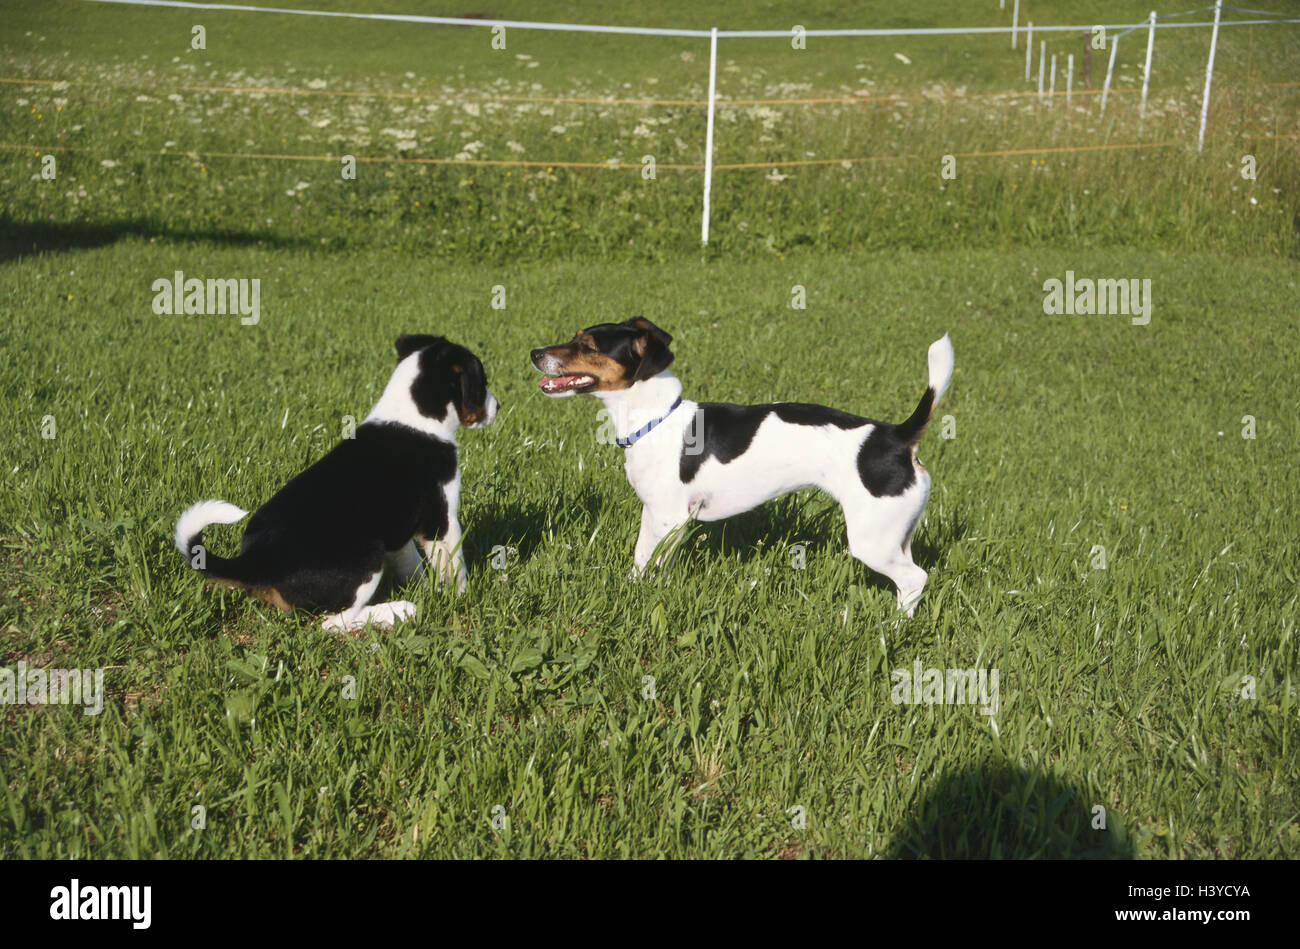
[{"x1": 0, "y1": 0, "x2": 1297, "y2": 858}]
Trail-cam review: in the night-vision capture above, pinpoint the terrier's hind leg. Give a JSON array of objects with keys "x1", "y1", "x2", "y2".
[{"x1": 844, "y1": 506, "x2": 929, "y2": 618}]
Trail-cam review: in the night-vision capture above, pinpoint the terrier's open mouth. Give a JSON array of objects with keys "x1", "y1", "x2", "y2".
[{"x1": 539, "y1": 373, "x2": 597, "y2": 395}]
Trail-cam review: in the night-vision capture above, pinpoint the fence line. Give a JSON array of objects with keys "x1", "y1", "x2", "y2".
[
  {"x1": 85, "y1": 0, "x2": 1300, "y2": 36},
  {"x1": 0, "y1": 138, "x2": 1200, "y2": 171},
  {"x1": 65, "y1": 0, "x2": 1300, "y2": 243}
]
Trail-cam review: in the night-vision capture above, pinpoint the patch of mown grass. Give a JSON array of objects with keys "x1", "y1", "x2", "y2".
[
  {"x1": 1, "y1": 0, "x2": 1296, "y2": 860},
  {"x1": 1, "y1": 243, "x2": 1296, "y2": 858}
]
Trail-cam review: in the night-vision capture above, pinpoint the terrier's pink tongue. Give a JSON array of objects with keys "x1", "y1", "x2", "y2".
[{"x1": 540, "y1": 375, "x2": 591, "y2": 392}]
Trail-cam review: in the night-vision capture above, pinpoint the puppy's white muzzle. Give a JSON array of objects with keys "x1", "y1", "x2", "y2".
[{"x1": 468, "y1": 391, "x2": 499, "y2": 428}]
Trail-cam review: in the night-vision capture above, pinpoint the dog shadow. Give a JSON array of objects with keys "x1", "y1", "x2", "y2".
[
  {"x1": 0, "y1": 217, "x2": 312, "y2": 265},
  {"x1": 886, "y1": 761, "x2": 1134, "y2": 859},
  {"x1": 461, "y1": 495, "x2": 605, "y2": 567}
]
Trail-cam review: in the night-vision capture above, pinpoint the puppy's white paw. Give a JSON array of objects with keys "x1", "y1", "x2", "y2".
[
  {"x1": 321, "y1": 600, "x2": 418, "y2": 632},
  {"x1": 371, "y1": 600, "x2": 418, "y2": 626}
]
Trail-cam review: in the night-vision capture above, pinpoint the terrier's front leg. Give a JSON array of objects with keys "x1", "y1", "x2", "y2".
[{"x1": 633, "y1": 506, "x2": 688, "y2": 575}]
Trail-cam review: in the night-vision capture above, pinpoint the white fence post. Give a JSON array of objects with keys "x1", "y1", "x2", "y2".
[
  {"x1": 1101, "y1": 35, "x2": 1119, "y2": 116},
  {"x1": 1049, "y1": 53, "x2": 1057, "y2": 103},
  {"x1": 701, "y1": 26, "x2": 718, "y2": 245},
  {"x1": 1198, "y1": 0, "x2": 1223, "y2": 151},
  {"x1": 1038, "y1": 40, "x2": 1046, "y2": 99},
  {"x1": 1140, "y1": 11, "x2": 1156, "y2": 119},
  {"x1": 1067, "y1": 53, "x2": 1073, "y2": 106},
  {"x1": 1012, "y1": 0, "x2": 1019, "y2": 48},
  {"x1": 1025, "y1": 22, "x2": 1033, "y2": 80}
]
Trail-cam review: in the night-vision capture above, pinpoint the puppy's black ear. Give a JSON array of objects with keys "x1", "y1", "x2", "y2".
[
  {"x1": 628, "y1": 317, "x2": 674, "y2": 381},
  {"x1": 457, "y1": 356, "x2": 489, "y2": 425},
  {"x1": 395, "y1": 334, "x2": 444, "y2": 361}
]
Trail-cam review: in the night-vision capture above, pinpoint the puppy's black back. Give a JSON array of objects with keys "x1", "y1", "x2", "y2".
[{"x1": 239, "y1": 422, "x2": 457, "y2": 610}]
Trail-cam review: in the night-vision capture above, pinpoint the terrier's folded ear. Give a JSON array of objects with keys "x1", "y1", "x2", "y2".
[
  {"x1": 626, "y1": 317, "x2": 674, "y2": 381},
  {"x1": 624, "y1": 316, "x2": 672, "y2": 348}
]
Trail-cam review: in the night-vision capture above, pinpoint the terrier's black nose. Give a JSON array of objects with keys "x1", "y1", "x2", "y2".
[{"x1": 530, "y1": 348, "x2": 546, "y2": 363}]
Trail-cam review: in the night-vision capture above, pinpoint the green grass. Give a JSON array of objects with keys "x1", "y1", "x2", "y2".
[
  {"x1": 0, "y1": 0, "x2": 1298, "y2": 859},
  {"x1": 3, "y1": 0, "x2": 1298, "y2": 260},
  {"x1": 2, "y1": 244, "x2": 1297, "y2": 858}
]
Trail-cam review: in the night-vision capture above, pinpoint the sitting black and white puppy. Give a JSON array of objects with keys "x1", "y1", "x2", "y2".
[
  {"x1": 530, "y1": 318, "x2": 953, "y2": 616},
  {"x1": 174, "y1": 335, "x2": 498, "y2": 631}
]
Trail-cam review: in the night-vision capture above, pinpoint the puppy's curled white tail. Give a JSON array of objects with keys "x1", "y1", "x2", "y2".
[{"x1": 174, "y1": 499, "x2": 249, "y2": 559}]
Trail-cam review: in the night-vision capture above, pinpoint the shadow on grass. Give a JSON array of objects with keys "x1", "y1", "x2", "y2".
[
  {"x1": 463, "y1": 494, "x2": 605, "y2": 567},
  {"x1": 888, "y1": 762, "x2": 1133, "y2": 859},
  {"x1": 0, "y1": 217, "x2": 312, "y2": 264}
]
